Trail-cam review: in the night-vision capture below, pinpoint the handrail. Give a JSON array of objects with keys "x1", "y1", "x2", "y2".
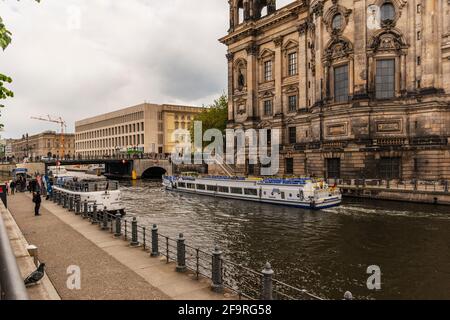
[{"x1": 0, "y1": 204, "x2": 29, "y2": 300}]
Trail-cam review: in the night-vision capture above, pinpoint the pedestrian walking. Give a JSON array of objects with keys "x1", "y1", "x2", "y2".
[{"x1": 32, "y1": 191, "x2": 42, "y2": 216}]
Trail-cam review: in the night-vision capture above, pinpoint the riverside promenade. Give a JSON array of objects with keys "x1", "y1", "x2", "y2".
[{"x1": 7, "y1": 193, "x2": 230, "y2": 300}]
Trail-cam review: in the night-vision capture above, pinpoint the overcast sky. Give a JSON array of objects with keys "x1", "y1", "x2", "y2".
[{"x1": 0, "y1": 0, "x2": 295, "y2": 139}]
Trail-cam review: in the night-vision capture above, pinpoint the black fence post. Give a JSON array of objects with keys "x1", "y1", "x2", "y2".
[
  {"x1": 69, "y1": 196, "x2": 74, "y2": 212},
  {"x1": 75, "y1": 198, "x2": 81, "y2": 215},
  {"x1": 101, "y1": 210, "x2": 108, "y2": 230},
  {"x1": 130, "y1": 217, "x2": 139, "y2": 247},
  {"x1": 176, "y1": 233, "x2": 186, "y2": 273},
  {"x1": 344, "y1": 291, "x2": 353, "y2": 300},
  {"x1": 83, "y1": 201, "x2": 88, "y2": 219},
  {"x1": 151, "y1": 224, "x2": 159, "y2": 257},
  {"x1": 91, "y1": 203, "x2": 98, "y2": 224},
  {"x1": 261, "y1": 262, "x2": 274, "y2": 300},
  {"x1": 211, "y1": 246, "x2": 224, "y2": 293},
  {"x1": 114, "y1": 213, "x2": 122, "y2": 238}
]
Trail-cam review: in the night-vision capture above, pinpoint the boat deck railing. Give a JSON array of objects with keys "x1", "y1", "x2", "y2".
[{"x1": 60, "y1": 181, "x2": 120, "y2": 193}]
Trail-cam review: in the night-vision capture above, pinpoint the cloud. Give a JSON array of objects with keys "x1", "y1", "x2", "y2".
[{"x1": 0, "y1": 0, "x2": 229, "y2": 138}]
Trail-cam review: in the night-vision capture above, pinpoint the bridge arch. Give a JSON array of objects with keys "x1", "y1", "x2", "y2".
[{"x1": 141, "y1": 166, "x2": 167, "y2": 179}]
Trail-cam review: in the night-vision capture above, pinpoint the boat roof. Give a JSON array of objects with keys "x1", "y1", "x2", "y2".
[{"x1": 175, "y1": 175, "x2": 314, "y2": 185}]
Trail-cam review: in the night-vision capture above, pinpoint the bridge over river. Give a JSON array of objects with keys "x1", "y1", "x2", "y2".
[{"x1": 43, "y1": 158, "x2": 173, "y2": 179}]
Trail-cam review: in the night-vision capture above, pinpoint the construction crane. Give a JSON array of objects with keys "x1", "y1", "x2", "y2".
[{"x1": 31, "y1": 115, "x2": 67, "y2": 158}]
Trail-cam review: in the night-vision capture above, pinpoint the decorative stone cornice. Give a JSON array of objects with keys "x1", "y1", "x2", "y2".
[
  {"x1": 312, "y1": 1, "x2": 324, "y2": 17},
  {"x1": 245, "y1": 43, "x2": 259, "y2": 56},
  {"x1": 297, "y1": 21, "x2": 309, "y2": 35},
  {"x1": 274, "y1": 36, "x2": 283, "y2": 47}
]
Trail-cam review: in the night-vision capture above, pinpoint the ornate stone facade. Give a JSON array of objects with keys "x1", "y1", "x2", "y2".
[{"x1": 220, "y1": 0, "x2": 450, "y2": 180}]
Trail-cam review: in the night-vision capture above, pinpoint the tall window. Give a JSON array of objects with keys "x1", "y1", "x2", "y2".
[
  {"x1": 288, "y1": 95, "x2": 297, "y2": 113},
  {"x1": 288, "y1": 52, "x2": 297, "y2": 76},
  {"x1": 327, "y1": 158, "x2": 341, "y2": 179},
  {"x1": 288, "y1": 127, "x2": 297, "y2": 144},
  {"x1": 376, "y1": 59, "x2": 395, "y2": 99},
  {"x1": 264, "y1": 100, "x2": 273, "y2": 116},
  {"x1": 285, "y1": 158, "x2": 294, "y2": 175},
  {"x1": 264, "y1": 60, "x2": 273, "y2": 81},
  {"x1": 380, "y1": 3, "x2": 395, "y2": 22},
  {"x1": 379, "y1": 157, "x2": 401, "y2": 179},
  {"x1": 334, "y1": 64, "x2": 349, "y2": 103},
  {"x1": 332, "y1": 13, "x2": 343, "y2": 31}
]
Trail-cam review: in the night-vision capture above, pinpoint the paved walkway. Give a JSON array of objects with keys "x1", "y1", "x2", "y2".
[
  {"x1": 1, "y1": 202, "x2": 60, "y2": 300},
  {"x1": 8, "y1": 193, "x2": 231, "y2": 300},
  {"x1": 8, "y1": 193, "x2": 169, "y2": 300}
]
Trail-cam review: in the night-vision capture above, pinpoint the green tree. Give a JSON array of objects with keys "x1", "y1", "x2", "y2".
[
  {"x1": 190, "y1": 94, "x2": 228, "y2": 146},
  {"x1": 0, "y1": 0, "x2": 41, "y2": 128}
]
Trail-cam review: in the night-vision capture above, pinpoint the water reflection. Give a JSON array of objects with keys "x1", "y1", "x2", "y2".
[{"x1": 121, "y1": 180, "x2": 450, "y2": 300}]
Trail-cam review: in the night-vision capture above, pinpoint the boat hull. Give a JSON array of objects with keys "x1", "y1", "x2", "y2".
[
  {"x1": 163, "y1": 178, "x2": 342, "y2": 210},
  {"x1": 53, "y1": 186, "x2": 125, "y2": 213}
]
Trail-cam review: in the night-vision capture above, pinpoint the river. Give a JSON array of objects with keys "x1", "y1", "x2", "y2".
[{"x1": 120, "y1": 180, "x2": 450, "y2": 300}]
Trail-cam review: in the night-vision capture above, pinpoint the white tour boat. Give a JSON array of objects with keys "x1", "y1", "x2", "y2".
[
  {"x1": 163, "y1": 176, "x2": 342, "y2": 210},
  {"x1": 49, "y1": 166, "x2": 125, "y2": 214}
]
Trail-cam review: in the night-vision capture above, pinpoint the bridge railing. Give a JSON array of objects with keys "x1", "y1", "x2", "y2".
[{"x1": 0, "y1": 203, "x2": 29, "y2": 300}]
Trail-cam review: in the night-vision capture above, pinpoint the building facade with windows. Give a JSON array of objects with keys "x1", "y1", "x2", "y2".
[
  {"x1": 220, "y1": 0, "x2": 450, "y2": 180},
  {"x1": 75, "y1": 103, "x2": 202, "y2": 158},
  {"x1": 9, "y1": 131, "x2": 75, "y2": 160}
]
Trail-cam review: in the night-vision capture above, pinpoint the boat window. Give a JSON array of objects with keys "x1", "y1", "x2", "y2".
[
  {"x1": 178, "y1": 182, "x2": 186, "y2": 188},
  {"x1": 230, "y1": 187, "x2": 243, "y2": 194},
  {"x1": 281, "y1": 192, "x2": 285, "y2": 199},
  {"x1": 196, "y1": 184, "x2": 206, "y2": 190},
  {"x1": 244, "y1": 189, "x2": 258, "y2": 196},
  {"x1": 289, "y1": 193, "x2": 292, "y2": 197},
  {"x1": 207, "y1": 185, "x2": 217, "y2": 191},
  {"x1": 218, "y1": 186, "x2": 229, "y2": 193},
  {"x1": 187, "y1": 183, "x2": 195, "y2": 189}
]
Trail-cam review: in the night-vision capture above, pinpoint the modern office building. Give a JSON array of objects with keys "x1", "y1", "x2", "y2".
[
  {"x1": 74, "y1": 103, "x2": 203, "y2": 158},
  {"x1": 220, "y1": 0, "x2": 450, "y2": 179}
]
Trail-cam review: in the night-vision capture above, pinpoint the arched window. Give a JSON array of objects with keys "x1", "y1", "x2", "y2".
[
  {"x1": 332, "y1": 13, "x2": 343, "y2": 31},
  {"x1": 323, "y1": 37, "x2": 354, "y2": 104},
  {"x1": 380, "y1": 2, "x2": 395, "y2": 22},
  {"x1": 368, "y1": 30, "x2": 407, "y2": 99}
]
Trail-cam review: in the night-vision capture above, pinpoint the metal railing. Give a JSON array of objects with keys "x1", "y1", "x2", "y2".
[
  {"x1": 0, "y1": 203, "x2": 29, "y2": 300},
  {"x1": 52, "y1": 192, "x2": 327, "y2": 301},
  {"x1": 331, "y1": 178, "x2": 450, "y2": 193}
]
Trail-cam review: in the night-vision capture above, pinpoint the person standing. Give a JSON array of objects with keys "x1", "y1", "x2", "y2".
[
  {"x1": 32, "y1": 191, "x2": 42, "y2": 216},
  {"x1": 10, "y1": 180, "x2": 15, "y2": 195}
]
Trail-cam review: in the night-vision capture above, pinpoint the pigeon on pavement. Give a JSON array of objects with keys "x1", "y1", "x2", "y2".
[{"x1": 24, "y1": 263, "x2": 46, "y2": 286}]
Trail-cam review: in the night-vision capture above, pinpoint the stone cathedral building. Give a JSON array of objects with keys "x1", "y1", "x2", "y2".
[{"x1": 219, "y1": 0, "x2": 450, "y2": 180}]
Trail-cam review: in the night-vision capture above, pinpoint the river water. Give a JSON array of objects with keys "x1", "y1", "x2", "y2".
[
  {"x1": 1, "y1": 170, "x2": 446, "y2": 299},
  {"x1": 125, "y1": 181, "x2": 449, "y2": 299}
]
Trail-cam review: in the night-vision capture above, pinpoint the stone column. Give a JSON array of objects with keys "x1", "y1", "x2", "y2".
[
  {"x1": 226, "y1": 53, "x2": 235, "y2": 122},
  {"x1": 228, "y1": 0, "x2": 235, "y2": 31},
  {"x1": 274, "y1": 36, "x2": 283, "y2": 116},
  {"x1": 246, "y1": 43, "x2": 259, "y2": 119},
  {"x1": 298, "y1": 22, "x2": 308, "y2": 109},
  {"x1": 400, "y1": 54, "x2": 407, "y2": 94},
  {"x1": 421, "y1": 0, "x2": 438, "y2": 89},
  {"x1": 313, "y1": 2, "x2": 324, "y2": 105},
  {"x1": 352, "y1": 0, "x2": 368, "y2": 98},
  {"x1": 243, "y1": 0, "x2": 250, "y2": 21}
]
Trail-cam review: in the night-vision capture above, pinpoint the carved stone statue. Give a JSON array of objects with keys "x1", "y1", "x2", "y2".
[{"x1": 238, "y1": 69, "x2": 246, "y2": 89}]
